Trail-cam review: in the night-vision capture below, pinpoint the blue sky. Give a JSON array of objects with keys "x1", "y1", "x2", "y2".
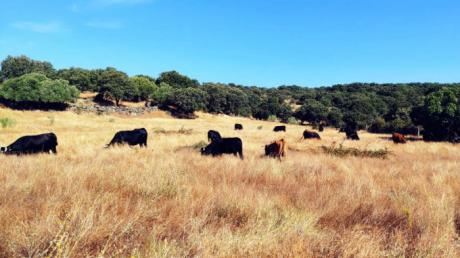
[{"x1": 0, "y1": 0, "x2": 459, "y2": 87}]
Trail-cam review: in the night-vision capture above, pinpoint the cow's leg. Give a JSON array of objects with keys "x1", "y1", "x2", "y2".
[
  {"x1": 238, "y1": 150, "x2": 244, "y2": 160},
  {"x1": 51, "y1": 146, "x2": 57, "y2": 154}
]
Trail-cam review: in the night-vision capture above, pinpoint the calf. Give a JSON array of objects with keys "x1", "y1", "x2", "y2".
[
  {"x1": 265, "y1": 139, "x2": 286, "y2": 160},
  {"x1": 303, "y1": 130, "x2": 321, "y2": 139},
  {"x1": 392, "y1": 133, "x2": 406, "y2": 144},
  {"x1": 273, "y1": 125, "x2": 286, "y2": 132},
  {"x1": 106, "y1": 128, "x2": 148, "y2": 148},
  {"x1": 1, "y1": 133, "x2": 58, "y2": 155},
  {"x1": 201, "y1": 137, "x2": 243, "y2": 160}
]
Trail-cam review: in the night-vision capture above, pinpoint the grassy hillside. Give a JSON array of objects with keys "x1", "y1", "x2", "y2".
[{"x1": 0, "y1": 109, "x2": 459, "y2": 257}]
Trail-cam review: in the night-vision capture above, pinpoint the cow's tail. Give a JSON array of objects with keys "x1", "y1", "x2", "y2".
[{"x1": 239, "y1": 150, "x2": 244, "y2": 160}]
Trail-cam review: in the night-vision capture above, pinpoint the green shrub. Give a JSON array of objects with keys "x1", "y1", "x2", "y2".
[
  {"x1": 0, "y1": 117, "x2": 16, "y2": 128},
  {"x1": 267, "y1": 115, "x2": 278, "y2": 122},
  {"x1": 47, "y1": 116, "x2": 55, "y2": 125},
  {"x1": 0, "y1": 73, "x2": 79, "y2": 103},
  {"x1": 287, "y1": 117, "x2": 298, "y2": 124}
]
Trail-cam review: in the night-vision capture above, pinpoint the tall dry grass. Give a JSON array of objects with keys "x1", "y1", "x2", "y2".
[{"x1": 0, "y1": 109, "x2": 460, "y2": 257}]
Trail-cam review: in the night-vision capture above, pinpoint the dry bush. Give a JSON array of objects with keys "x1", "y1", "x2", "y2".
[{"x1": 0, "y1": 109, "x2": 459, "y2": 257}]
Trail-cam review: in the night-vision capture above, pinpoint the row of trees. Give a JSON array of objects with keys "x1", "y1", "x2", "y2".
[{"x1": 1, "y1": 55, "x2": 459, "y2": 141}]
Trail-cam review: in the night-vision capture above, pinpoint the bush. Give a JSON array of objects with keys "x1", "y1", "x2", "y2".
[
  {"x1": 267, "y1": 115, "x2": 278, "y2": 122},
  {"x1": 167, "y1": 87, "x2": 208, "y2": 115},
  {"x1": 287, "y1": 117, "x2": 298, "y2": 124},
  {"x1": 0, "y1": 117, "x2": 16, "y2": 128},
  {"x1": 413, "y1": 88, "x2": 460, "y2": 142},
  {"x1": 129, "y1": 76, "x2": 157, "y2": 101},
  {"x1": 98, "y1": 68, "x2": 136, "y2": 106},
  {"x1": 0, "y1": 73, "x2": 79, "y2": 103}
]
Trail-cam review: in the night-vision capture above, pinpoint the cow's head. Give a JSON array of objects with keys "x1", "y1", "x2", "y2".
[
  {"x1": 200, "y1": 145, "x2": 213, "y2": 156},
  {"x1": 264, "y1": 144, "x2": 270, "y2": 156},
  {"x1": 0, "y1": 147, "x2": 6, "y2": 153}
]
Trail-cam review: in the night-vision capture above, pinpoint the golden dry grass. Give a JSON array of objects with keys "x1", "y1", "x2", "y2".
[{"x1": 0, "y1": 108, "x2": 460, "y2": 257}]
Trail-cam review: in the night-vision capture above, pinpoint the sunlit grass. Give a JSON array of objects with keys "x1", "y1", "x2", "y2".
[{"x1": 0, "y1": 109, "x2": 459, "y2": 257}]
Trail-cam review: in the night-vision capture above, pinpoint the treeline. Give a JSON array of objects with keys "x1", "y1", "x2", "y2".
[{"x1": 1, "y1": 55, "x2": 460, "y2": 141}]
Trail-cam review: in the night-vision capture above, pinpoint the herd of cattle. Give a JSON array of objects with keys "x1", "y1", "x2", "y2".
[{"x1": 0, "y1": 123, "x2": 409, "y2": 158}]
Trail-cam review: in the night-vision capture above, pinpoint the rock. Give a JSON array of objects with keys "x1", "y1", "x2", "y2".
[{"x1": 68, "y1": 103, "x2": 158, "y2": 115}]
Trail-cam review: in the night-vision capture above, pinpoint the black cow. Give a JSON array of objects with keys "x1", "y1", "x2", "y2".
[
  {"x1": 106, "y1": 128, "x2": 148, "y2": 148},
  {"x1": 201, "y1": 137, "x2": 243, "y2": 160},
  {"x1": 346, "y1": 130, "x2": 360, "y2": 140},
  {"x1": 1, "y1": 133, "x2": 58, "y2": 155},
  {"x1": 273, "y1": 125, "x2": 286, "y2": 132},
  {"x1": 207, "y1": 130, "x2": 222, "y2": 143},
  {"x1": 234, "y1": 123, "x2": 243, "y2": 130},
  {"x1": 303, "y1": 130, "x2": 321, "y2": 139}
]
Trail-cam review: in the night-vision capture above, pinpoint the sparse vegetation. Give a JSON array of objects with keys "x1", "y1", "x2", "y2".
[
  {"x1": 321, "y1": 144, "x2": 390, "y2": 159},
  {"x1": 0, "y1": 117, "x2": 15, "y2": 128},
  {"x1": 0, "y1": 109, "x2": 459, "y2": 257}
]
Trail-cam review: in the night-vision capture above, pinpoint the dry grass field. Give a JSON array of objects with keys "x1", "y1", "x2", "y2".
[{"x1": 1, "y1": 108, "x2": 460, "y2": 257}]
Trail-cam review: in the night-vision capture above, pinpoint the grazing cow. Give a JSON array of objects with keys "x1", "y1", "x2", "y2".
[
  {"x1": 207, "y1": 130, "x2": 222, "y2": 143},
  {"x1": 234, "y1": 123, "x2": 243, "y2": 130},
  {"x1": 319, "y1": 124, "x2": 324, "y2": 132},
  {"x1": 1, "y1": 133, "x2": 58, "y2": 155},
  {"x1": 106, "y1": 128, "x2": 148, "y2": 148},
  {"x1": 303, "y1": 130, "x2": 321, "y2": 140},
  {"x1": 265, "y1": 139, "x2": 286, "y2": 160},
  {"x1": 346, "y1": 130, "x2": 360, "y2": 140},
  {"x1": 273, "y1": 125, "x2": 286, "y2": 132},
  {"x1": 392, "y1": 133, "x2": 406, "y2": 144},
  {"x1": 201, "y1": 137, "x2": 243, "y2": 159}
]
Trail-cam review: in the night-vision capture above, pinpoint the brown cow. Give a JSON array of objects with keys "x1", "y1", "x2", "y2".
[
  {"x1": 265, "y1": 139, "x2": 286, "y2": 160},
  {"x1": 392, "y1": 133, "x2": 406, "y2": 144}
]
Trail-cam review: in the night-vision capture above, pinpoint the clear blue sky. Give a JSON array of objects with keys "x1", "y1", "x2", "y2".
[{"x1": 0, "y1": 0, "x2": 459, "y2": 87}]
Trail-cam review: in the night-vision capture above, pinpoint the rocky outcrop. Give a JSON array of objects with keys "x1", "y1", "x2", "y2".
[{"x1": 68, "y1": 103, "x2": 158, "y2": 115}]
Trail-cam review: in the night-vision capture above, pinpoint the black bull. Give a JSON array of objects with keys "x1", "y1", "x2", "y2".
[
  {"x1": 1, "y1": 133, "x2": 58, "y2": 155},
  {"x1": 273, "y1": 125, "x2": 286, "y2": 132},
  {"x1": 303, "y1": 130, "x2": 321, "y2": 139},
  {"x1": 106, "y1": 128, "x2": 148, "y2": 147},
  {"x1": 201, "y1": 137, "x2": 244, "y2": 160}
]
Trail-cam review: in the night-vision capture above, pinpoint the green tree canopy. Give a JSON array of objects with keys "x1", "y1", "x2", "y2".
[
  {"x1": 56, "y1": 68, "x2": 96, "y2": 92},
  {"x1": 0, "y1": 73, "x2": 79, "y2": 103},
  {"x1": 167, "y1": 87, "x2": 208, "y2": 114},
  {"x1": 129, "y1": 76, "x2": 158, "y2": 101},
  {"x1": 1, "y1": 55, "x2": 55, "y2": 81},
  {"x1": 98, "y1": 68, "x2": 137, "y2": 106},
  {"x1": 152, "y1": 82, "x2": 173, "y2": 106},
  {"x1": 156, "y1": 71, "x2": 200, "y2": 89},
  {"x1": 294, "y1": 100, "x2": 328, "y2": 125},
  {"x1": 414, "y1": 87, "x2": 460, "y2": 141}
]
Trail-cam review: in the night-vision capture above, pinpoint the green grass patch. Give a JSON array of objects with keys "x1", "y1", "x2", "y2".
[{"x1": 0, "y1": 117, "x2": 16, "y2": 129}]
